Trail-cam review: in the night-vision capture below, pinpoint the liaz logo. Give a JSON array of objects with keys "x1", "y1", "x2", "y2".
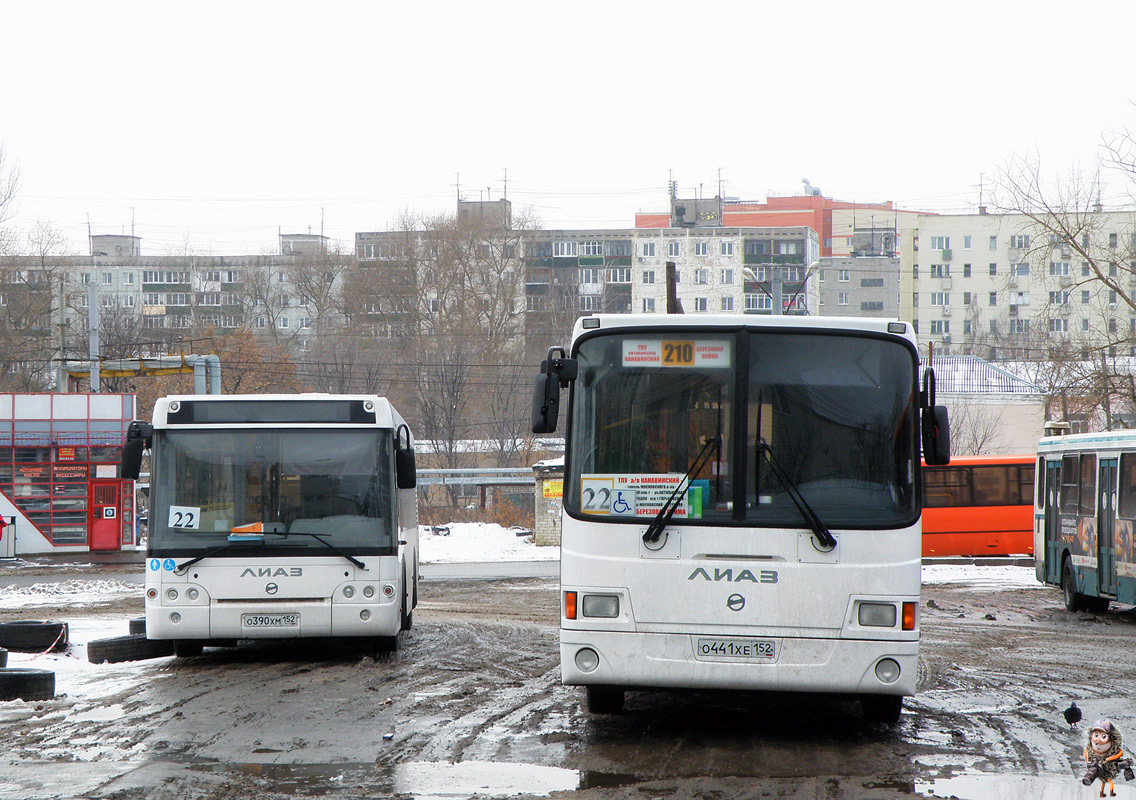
[
  {"x1": 240, "y1": 567, "x2": 303, "y2": 577},
  {"x1": 687, "y1": 567, "x2": 778, "y2": 584}
]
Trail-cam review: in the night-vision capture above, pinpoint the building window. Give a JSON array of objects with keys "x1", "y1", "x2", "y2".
[
  {"x1": 695, "y1": 241, "x2": 709, "y2": 256},
  {"x1": 1009, "y1": 319, "x2": 1030, "y2": 334},
  {"x1": 1049, "y1": 261, "x2": 1070, "y2": 276},
  {"x1": 1009, "y1": 234, "x2": 1030, "y2": 249},
  {"x1": 989, "y1": 263, "x2": 997, "y2": 276},
  {"x1": 642, "y1": 242, "x2": 656, "y2": 257},
  {"x1": 930, "y1": 236, "x2": 950, "y2": 250},
  {"x1": 721, "y1": 241, "x2": 734, "y2": 256},
  {"x1": 668, "y1": 241, "x2": 680, "y2": 257},
  {"x1": 777, "y1": 241, "x2": 800, "y2": 255},
  {"x1": 963, "y1": 235, "x2": 972, "y2": 249},
  {"x1": 721, "y1": 296, "x2": 734, "y2": 311},
  {"x1": 963, "y1": 292, "x2": 972, "y2": 305},
  {"x1": 579, "y1": 267, "x2": 601, "y2": 285},
  {"x1": 838, "y1": 269, "x2": 850, "y2": 282},
  {"x1": 580, "y1": 241, "x2": 603, "y2": 256},
  {"x1": 861, "y1": 301, "x2": 884, "y2": 312},
  {"x1": 1014, "y1": 262, "x2": 1030, "y2": 277},
  {"x1": 124, "y1": 296, "x2": 135, "y2": 308},
  {"x1": 642, "y1": 270, "x2": 655, "y2": 285},
  {"x1": 694, "y1": 269, "x2": 709, "y2": 285},
  {"x1": 554, "y1": 241, "x2": 578, "y2": 258},
  {"x1": 931, "y1": 292, "x2": 949, "y2": 306},
  {"x1": 1009, "y1": 291, "x2": 1030, "y2": 306},
  {"x1": 608, "y1": 268, "x2": 631, "y2": 283},
  {"x1": 930, "y1": 320, "x2": 949, "y2": 335},
  {"x1": 123, "y1": 272, "x2": 135, "y2": 285},
  {"x1": 930, "y1": 264, "x2": 950, "y2": 278},
  {"x1": 838, "y1": 292, "x2": 850, "y2": 306},
  {"x1": 143, "y1": 293, "x2": 161, "y2": 305},
  {"x1": 1049, "y1": 290, "x2": 1069, "y2": 305},
  {"x1": 642, "y1": 298, "x2": 656, "y2": 312},
  {"x1": 579, "y1": 296, "x2": 600, "y2": 312},
  {"x1": 988, "y1": 292, "x2": 997, "y2": 306},
  {"x1": 963, "y1": 263, "x2": 971, "y2": 277},
  {"x1": 1050, "y1": 318, "x2": 1069, "y2": 332},
  {"x1": 278, "y1": 317, "x2": 289, "y2": 329},
  {"x1": 694, "y1": 297, "x2": 708, "y2": 312},
  {"x1": 989, "y1": 235, "x2": 997, "y2": 250},
  {"x1": 1110, "y1": 232, "x2": 1119, "y2": 249},
  {"x1": 1082, "y1": 290, "x2": 1090, "y2": 304}
]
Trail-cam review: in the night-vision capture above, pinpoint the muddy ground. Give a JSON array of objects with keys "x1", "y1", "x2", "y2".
[{"x1": 1, "y1": 572, "x2": 1134, "y2": 799}]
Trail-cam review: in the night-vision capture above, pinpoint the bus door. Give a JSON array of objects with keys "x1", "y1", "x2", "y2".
[
  {"x1": 1044, "y1": 459, "x2": 1062, "y2": 584},
  {"x1": 89, "y1": 481, "x2": 121, "y2": 551},
  {"x1": 1098, "y1": 459, "x2": 1118, "y2": 597}
]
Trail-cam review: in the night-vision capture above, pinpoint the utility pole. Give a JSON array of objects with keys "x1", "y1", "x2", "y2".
[
  {"x1": 771, "y1": 268, "x2": 783, "y2": 315},
  {"x1": 88, "y1": 283, "x2": 100, "y2": 392}
]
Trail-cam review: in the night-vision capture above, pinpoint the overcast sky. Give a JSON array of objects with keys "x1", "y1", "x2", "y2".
[{"x1": 4, "y1": 1, "x2": 1136, "y2": 255}]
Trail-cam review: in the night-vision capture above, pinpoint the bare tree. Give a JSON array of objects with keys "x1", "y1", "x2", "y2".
[
  {"x1": 0, "y1": 144, "x2": 21, "y2": 255},
  {"x1": 945, "y1": 399, "x2": 1008, "y2": 455}
]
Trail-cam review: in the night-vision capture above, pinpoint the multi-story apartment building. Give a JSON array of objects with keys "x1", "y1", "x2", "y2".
[{"x1": 913, "y1": 208, "x2": 1136, "y2": 358}]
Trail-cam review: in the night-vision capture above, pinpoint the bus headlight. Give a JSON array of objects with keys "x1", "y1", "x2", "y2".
[
  {"x1": 574, "y1": 648, "x2": 600, "y2": 673},
  {"x1": 187, "y1": 588, "x2": 200, "y2": 601},
  {"x1": 581, "y1": 594, "x2": 620, "y2": 618},
  {"x1": 363, "y1": 585, "x2": 375, "y2": 598},
  {"x1": 858, "y1": 602, "x2": 897, "y2": 628},
  {"x1": 875, "y1": 658, "x2": 901, "y2": 683},
  {"x1": 166, "y1": 588, "x2": 179, "y2": 602},
  {"x1": 343, "y1": 586, "x2": 355, "y2": 598}
]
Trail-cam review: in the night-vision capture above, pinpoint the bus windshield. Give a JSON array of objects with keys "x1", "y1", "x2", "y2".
[
  {"x1": 566, "y1": 329, "x2": 918, "y2": 529},
  {"x1": 149, "y1": 429, "x2": 394, "y2": 555}
]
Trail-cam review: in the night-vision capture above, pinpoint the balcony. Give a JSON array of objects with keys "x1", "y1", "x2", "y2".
[
  {"x1": 1009, "y1": 305, "x2": 1019, "y2": 317},
  {"x1": 941, "y1": 249, "x2": 952, "y2": 260},
  {"x1": 938, "y1": 277, "x2": 952, "y2": 289},
  {"x1": 941, "y1": 305, "x2": 951, "y2": 316}
]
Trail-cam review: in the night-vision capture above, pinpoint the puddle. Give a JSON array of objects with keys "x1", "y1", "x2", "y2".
[
  {"x1": 65, "y1": 704, "x2": 125, "y2": 723},
  {"x1": 917, "y1": 773, "x2": 1136, "y2": 799},
  {"x1": 394, "y1": 761, "x2": 578, "y2": 799}
]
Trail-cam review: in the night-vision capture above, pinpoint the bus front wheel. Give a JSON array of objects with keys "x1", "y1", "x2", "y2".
[
  {"x1": 1062, "y1": 558, "x2": 1088, "y2": 612},
  {"x1": 585, "y1": 685, "x2": 624, "y2": 714}
]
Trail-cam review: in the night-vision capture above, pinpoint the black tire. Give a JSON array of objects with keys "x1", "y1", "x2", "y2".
[
  {"x1": 1063, "y1": 557, "x2": 1088, "y2": 612},
  {"x1": 0, "y1": 668, "x2": 55, "y2": 701},
  {"x1": 0, "y1": 647, "x2": 7, "y2": 668},
  {"x1": 0, "y1": 620, "x2": 69, "y2": 653},
  {"x1": 861, "y1": 694, "x2": 903, "y2": 724},
  {"x1": 87, "y1": 635, "x2": 174, "y2": 664},
  {"x1": 585, "y1": 685, "x2": 625, "y2": 714},
  {"x1": 373, "y1": 635, "x2": 399, "y2": 658},
  {"x1": 172, "y1": 640, "x2": 205, "y2": 658},
  {"x1": 128, "y1": 617, "x2": 146, "y2": 635},
  {"x1": 401, "y1": 573, "x2": 413, "y2": 632}
]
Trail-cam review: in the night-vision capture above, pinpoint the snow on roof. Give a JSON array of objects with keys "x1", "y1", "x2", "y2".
[{"x1": 921, "y1": 356, "x2": 1042, "y2": 395}]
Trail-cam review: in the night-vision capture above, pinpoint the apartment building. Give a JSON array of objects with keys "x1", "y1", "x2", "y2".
[{"x1": 913, "y1": 209, "x2": 1136, "y2": 358}]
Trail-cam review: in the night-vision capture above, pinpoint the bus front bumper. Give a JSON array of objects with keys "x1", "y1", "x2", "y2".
[{"x1": 560, "y1": 629, "x2": 918, "y2": 696}]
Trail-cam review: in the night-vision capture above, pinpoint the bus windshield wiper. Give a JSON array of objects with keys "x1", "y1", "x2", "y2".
[
  {"x1": 643, "y1": 436, "x2": 721, "y2": 544},
  {"x1": 266, "y1": 531, "x2": 369, "y2": 570},
  {"x1": 757, "y1": 439, "x2": 837, "y2": 552},
  {"x1": 175, "y1": 538, "x2": 264, "y2": 572}
]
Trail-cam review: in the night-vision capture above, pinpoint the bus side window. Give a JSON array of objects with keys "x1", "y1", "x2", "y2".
[
  {"x1": 1036, "y1": 457, "x2": 1044, "y2": 508},
  {"x1": 1059, "y1": 455, "x2": 1080, "y2": 514},
  {"x1": 1119, "y1": 453, "x2": 1136, "y2": 519},
  {"x1": 1079, "y1": 454, "x2": 1097, "y2": 516}
]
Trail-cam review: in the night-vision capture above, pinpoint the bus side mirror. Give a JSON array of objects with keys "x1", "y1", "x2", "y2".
[
  {"x1": 922, "y1": 405, "x2": 951, "y2": 466},
  {"x1": 395, "y1": 423, "x2": 416, "y2": 489},
  {"x1": 532, "y1": 372, "x2": 560, "y2": 434},
  {"x1": 121, "y1": 421, "x2": 153, "y2": 480},
  {"x1": 532, "y1": 347, "x2": 577, "y2": 435}
]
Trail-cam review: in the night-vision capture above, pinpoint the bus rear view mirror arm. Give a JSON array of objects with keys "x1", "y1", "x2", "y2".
[
  {"x1": 121, "y1": 421, "x2": 153, "y2": 480},
  {"x1": 532, "y1": 346, "x2": 578, "y2": 434}
]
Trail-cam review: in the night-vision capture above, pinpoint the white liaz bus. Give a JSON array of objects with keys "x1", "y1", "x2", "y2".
[
  {"x1": 533, "y1": 314, "x2": 950, "y2": 722},
  {"x1": 121, "y1": 394, "x2": 419, "y2": 658}
]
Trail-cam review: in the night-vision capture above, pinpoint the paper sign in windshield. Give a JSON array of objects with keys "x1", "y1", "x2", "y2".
[
  {"x1": 621, "y1": 339, "x2": 731, "y2": 368},
  {"x1": 580, "y1": 474, "x2": 707, "y2": 519}
]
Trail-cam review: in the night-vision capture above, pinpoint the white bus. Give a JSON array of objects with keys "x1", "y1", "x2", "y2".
[
  {"x1": 533, "y1": 314, "x2": 950, "y2": 722},
  {"x1": 1036, "y1": 429, "x2": 1136, "y2": 613},
  {"x1": 122, "y1": 394, "x2": 419, "y2": 657}
]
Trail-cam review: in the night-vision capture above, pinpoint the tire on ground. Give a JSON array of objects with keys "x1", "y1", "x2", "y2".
[
  {"x1": 128, "y1": 617, "x2": 146, "y2": 635},
  {"x1": 0, "y1": 668, "x2": 55, "y2": 701},
  {"x1": 0, "y1": 620, "x2": 69, "y2": 653},
  {"x1": 87, "y1": 634, "x2": 174, "y2": 664}
]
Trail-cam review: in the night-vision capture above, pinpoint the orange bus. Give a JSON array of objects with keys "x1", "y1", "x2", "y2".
[{"x1": 921, "y1": 455, "x2": 1035, "y2": 558}]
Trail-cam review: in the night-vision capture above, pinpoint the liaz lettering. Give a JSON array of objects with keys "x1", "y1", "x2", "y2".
[
  {"x1": 240, "y1": 567, "x2": 303, "y2": 578},
  {"x1": 687, "y1": 567, "x2": 778, "y2": 584}
]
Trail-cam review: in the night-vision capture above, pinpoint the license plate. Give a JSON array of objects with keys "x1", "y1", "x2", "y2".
[
  {"x1": 242, "y1": 613, "x2": 299, "y2": 628},
  {"x1": 695, "y1": 637, "x2": 776, "y2": 660}
]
